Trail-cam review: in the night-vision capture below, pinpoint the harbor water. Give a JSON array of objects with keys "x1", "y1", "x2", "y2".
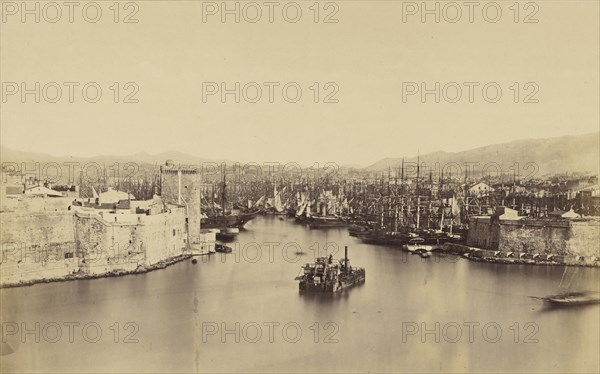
[{"x1": 1, "y1": 216, "x2": 599, "y2": 373}]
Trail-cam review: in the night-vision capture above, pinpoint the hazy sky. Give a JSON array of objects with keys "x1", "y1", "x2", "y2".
[{"x1": 1, "y1": 1, "x2": 598, "y2": 166}]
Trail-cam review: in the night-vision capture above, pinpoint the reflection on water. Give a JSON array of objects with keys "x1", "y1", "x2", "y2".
[{"x1": 1, "y1": 216, "x2": 599, "y2": 373}]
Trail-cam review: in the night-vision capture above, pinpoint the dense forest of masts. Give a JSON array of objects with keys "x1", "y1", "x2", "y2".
[{"x1": 76, "y1": 162, "x2": 598, "y2": 225}]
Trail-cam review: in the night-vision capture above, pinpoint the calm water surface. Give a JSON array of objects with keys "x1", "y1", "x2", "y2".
[{"x1": 1, "y1": 216, "x2": 599, "y2": 373}]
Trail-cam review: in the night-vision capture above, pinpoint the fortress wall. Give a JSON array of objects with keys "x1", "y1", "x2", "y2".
[
  {"x1": 139, "y1": 207, "x2": 187, "y2": 265},
  {"x1": 74, "y1": 213, "x2": 143, "y2": 275},
  {"x1": 1, "y1": 196, "x2": 73, "y2": 213},
  {"x1": 73, "y1": 207, "x2": 187, "y2": 274},
  {"x1": 0, "y1": 211, "x2": 76, "y2": 284},
  {"x1": 499, "y1": 220, "x2": 570, "y2": 255},
  {"x1": 466, "y1": 218, "x2": 493, "y2": 248},
  {"x1": 468, "y1": 217, "x2": 600, "y2": 258},
  {"x1": 567, "y1": 221, "x2": 600, "y2": 258},
  {"x1": 1, "y1": 203, "x2": 190, "y2": 286}
]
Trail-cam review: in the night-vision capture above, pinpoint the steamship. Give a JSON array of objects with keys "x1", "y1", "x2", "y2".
[{"x1": 295, "y1": 246, "x2": 365, "y2": 293}]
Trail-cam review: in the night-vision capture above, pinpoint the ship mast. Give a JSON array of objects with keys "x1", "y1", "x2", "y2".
[
  {"x1": 416, "y1": 151, "x2": 420, "y2": 230},
  {"x1": 221, "y1": 173, "x2": 227, "y2": 217}
]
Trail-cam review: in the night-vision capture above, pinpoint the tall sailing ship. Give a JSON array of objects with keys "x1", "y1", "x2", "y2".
[
  {"x1": 201, "y1": 175, "x2": 261, "y2": 231},
  {"x1": 354, "y1": 158, "x2": 465, "y2": 247}
]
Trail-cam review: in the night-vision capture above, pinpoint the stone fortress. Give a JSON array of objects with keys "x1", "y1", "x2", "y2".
[
  {"x1": 465, "y1": 207, "x2": 600, "y2": 264},
  {"x1": 0, "y1": 161, "x2": 214, "y2": 287}
]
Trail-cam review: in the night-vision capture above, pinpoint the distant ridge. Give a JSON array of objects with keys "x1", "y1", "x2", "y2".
[
  {"x1": 364, "y1": 132, "x2": 600, "y2": 176},
  {"x1": 2, "y1": 132, "x2": 599, "y2": 176},
  {"x1": 0, "y1": 147, "x2": 232, "y2": 167}
]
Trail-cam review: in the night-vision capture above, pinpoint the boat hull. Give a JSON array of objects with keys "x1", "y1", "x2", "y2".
[
  {"x1": 295, "y1": 215, "x2": 348, "y2": 229},
  {"x1": 542, "y1": 294, "x2": 600, "y2": 306},
  {"x1": 216, "y1": 232, "x2": 236, "y2": 242},
  {"x1": 299, "y1": 270, "x2": 366, "y2": 293},
  {"x1": 543, "y1": 299, "x2": 600, "y2": 306},
  {"x1": 201, "y1": 210, "x2": 260, "y2": 229},
  {"x1": 215, "y1": 244, "x2": 233, "y2": 253},
  {"x1": 361, "y1": 233, "x2": 412, "y2": 246}
]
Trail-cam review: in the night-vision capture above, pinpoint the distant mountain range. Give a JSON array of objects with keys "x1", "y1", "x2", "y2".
[
  {"x1": 2, "y1": 132, "x2": 599, "y2": 177},
  {"x1": 364, "y1": 132, "x2": 600, "y2": 176},
  {"x1": 0, "y1": 148, "x2": 232, "y2": 168}
]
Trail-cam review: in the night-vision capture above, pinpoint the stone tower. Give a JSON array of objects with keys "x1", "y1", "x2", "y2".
[{"x1": 160, "y1": 161, "x2": 202, "y2": 244}]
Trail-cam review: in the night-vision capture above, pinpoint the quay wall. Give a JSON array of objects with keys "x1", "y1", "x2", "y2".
[{"x1": 467, "y1": 217, "x2": 600, "y2": 259}]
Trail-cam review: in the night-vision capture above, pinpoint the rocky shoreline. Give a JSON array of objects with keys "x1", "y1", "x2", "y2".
[{"x1": 0, "y1": 254, "x2": 195, "y2": 289}]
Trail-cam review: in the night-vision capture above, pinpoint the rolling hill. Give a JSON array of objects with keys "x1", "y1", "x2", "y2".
[{"x1": 365, "y1": 133, "x2": 600, "y2": 176}]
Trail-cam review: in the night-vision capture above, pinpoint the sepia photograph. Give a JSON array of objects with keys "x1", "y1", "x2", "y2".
[{"x1": 0, "y1": 1, "x2": 599, "y2": 373}]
